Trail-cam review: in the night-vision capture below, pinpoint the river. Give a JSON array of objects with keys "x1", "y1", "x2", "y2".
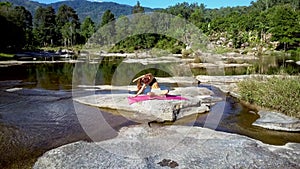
[{"x1": 0, "y1": 61, "x2": 299, "y2": 168}]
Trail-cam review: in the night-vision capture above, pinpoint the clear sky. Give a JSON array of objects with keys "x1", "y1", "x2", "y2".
[{"x1": 35, "y1": 0, "x2": 255, "y2": 9}]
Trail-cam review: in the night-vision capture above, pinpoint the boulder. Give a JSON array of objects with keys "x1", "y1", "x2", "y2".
[
  {"x1": 74, "y1": 86, "x2": 211, "y2": 122},
  {"x1": 34, "y1": 125, "x2": 300, "y2": 169},
  {"x1": 253, "y1": 111, "x2": 300, "y2": 132}
]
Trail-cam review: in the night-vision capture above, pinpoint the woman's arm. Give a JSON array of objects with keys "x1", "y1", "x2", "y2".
[
  {"x1": 132, "y1": 75, "x2": 145, "y2": 82},
  {"x1": 135, "y1": 83, "x2": 146, "y2": 97}
]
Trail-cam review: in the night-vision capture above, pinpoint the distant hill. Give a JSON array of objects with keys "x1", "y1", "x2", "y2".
[
  {"x1": 0, "y1": 0, "x2": 46, "y2": 15},
  {"x1": 0, "y1": 0, "x2": 156, "y2": 23}
]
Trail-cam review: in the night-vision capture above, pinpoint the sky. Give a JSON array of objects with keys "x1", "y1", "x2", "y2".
[{"x1": 35, "y1": 0, "x2": 255, "y2": 9}]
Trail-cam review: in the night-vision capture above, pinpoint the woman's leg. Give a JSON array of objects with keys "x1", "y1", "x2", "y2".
[{"x1": 147, "y1": 89, "x2": 168, "y2": 97}]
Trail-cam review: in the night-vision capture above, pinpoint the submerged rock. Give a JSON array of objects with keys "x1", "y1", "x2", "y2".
[
  {"x1": 34, "y1": 125, "x2": 300, "y2": 169},
  {"x1": 253, "y1": 111, "x2": 300, "y2": 132}
]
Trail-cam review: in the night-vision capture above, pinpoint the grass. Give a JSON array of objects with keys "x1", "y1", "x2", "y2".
[
  {"x1": 237, "y1": 76, "x2": 300, "y2": 118},
  {"x1": 0, "y1": 53, "x2": 14, "y2": 61},
  {"x1": 214, "y1": 46, "x2": 232, "y2": 54}
]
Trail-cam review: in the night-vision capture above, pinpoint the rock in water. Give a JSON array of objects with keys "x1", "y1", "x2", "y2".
[
  {"x1": 253, "y1": 111, "x2": 300, "y2": 132},
  {"x1": 34, "y1": 126, "x2": 300, "y2": 169},
  {"x1": 74, "y1": 87, "x2": 212, "y2": 122}
]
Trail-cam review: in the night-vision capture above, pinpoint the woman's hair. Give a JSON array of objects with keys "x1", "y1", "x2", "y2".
[
  {"x1": 136, "y1": 73, "x2": 154, "y2": 91},
  {"x1": 137, "y1": 79, "x2": 142, "y2": 91}
]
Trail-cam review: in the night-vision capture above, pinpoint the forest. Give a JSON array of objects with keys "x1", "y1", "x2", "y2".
[{"x1": 0, "y1": 0, "x2": 299, "y2": 54}]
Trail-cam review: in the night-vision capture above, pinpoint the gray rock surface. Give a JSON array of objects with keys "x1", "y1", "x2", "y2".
[
  {"x1": 74, "y1": 87, "x2": 211, "y2": 122},
  {"x1": 34, "y1": 125, "x2": 300, "y2": 169},
  {"x1": 253, "y1": 111, "x2": 300, "y2": 132},
  {"x1": 196, "y1": 75, "x2": 251, "y2": 98}
]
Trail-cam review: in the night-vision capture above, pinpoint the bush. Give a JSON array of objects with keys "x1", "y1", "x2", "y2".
[
  {"x1": 194, "y1": 57, "x2": 202, "y2": 63},
  {"x1": 238, "y1": 76, "x2": 300, "y2": 118},
  {"x1": 182, "y1": 49, "x2": 192, "y2": 58},
  {"x1": 214, "y1": 46, "x2": 232, "y2": 54},
  {"x1": 170, "y1": 46, "x2": 182, "y2": 54}
]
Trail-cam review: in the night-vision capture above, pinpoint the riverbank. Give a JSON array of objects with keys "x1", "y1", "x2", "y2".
[
  {"x1": 238, "y1": 76, "x2": 300, "y2": 118},
  {"x1": 196, "y1": 75, "x2": 300, "y2": 132}
]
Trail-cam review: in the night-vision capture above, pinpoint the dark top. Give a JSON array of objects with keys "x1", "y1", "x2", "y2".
[{"x1": 148, "y1": 78, "x2": 157, "y2": 86}]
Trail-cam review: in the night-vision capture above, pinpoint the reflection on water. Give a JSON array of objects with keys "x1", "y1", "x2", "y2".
[
  {"x1": 0, "y1": 87, "x2": 137, "y2": 168},
  {"x1": 255, "y1": 53, "x2": 300, "y2": 74}
]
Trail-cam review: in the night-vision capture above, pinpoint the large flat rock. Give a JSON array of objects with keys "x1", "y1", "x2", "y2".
[
  {"x1": 34, "y1": 125, "x2": 300, "y2": 169},
  {"x1": 73, "y1": 86, "x2": 212, "y2": 122}
]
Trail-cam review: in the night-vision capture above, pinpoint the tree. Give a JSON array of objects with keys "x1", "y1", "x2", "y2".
[
  {"x1": 132, "y1": 1, "x2": 144, "y2": 14},
  {"x1": 56, "y1": 4, "x2": 80, "y2": 46},
  {"x1": 13, "y1": 6, "x2": 33, "y2": 48},
  {"x1": 80, "y1": 16, "x2": 95, "y2": 44},
  {"x1": 267, "y1": 5, "x2": 300, "y2": 50},
  {"x1": 98, "y1": 10, "x2": 116, "y2": 45},
  {"x1": 33, "y1": 6, "x2": 56, "y2": 47},
  {"x1": 0, "y1": 2, "x2": 32, "y2": 51},
  {"x1": 189, "y1": 8, "x2": 205, "y2": 29},
  {"x1": 100, "y1": 10, "x2": 115, "y2": 27}
]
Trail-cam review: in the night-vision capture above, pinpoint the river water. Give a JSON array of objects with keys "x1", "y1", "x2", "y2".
[{"x1": 0, "y1": 61, "x2": 299, "y2": 168}]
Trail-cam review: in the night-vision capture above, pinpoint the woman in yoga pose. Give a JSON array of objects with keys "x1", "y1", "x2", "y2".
[{"x1": 132, "y1": 73, "x2": 169, "y2": 97}]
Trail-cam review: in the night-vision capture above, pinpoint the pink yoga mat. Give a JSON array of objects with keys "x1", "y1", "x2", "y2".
[{"x1": 128, "y1": 94, "x2": 188, "y2": 104}]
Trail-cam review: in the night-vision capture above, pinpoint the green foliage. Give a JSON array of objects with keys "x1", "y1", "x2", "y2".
[
  {"x1": 109, "y1": 34, "x2": 185, "y2": 54},
  {"x1": 0, "y1": 2, "x2": 32, "y2": 51},
  {"x1": 80, "y1": 16, "x2": 95, "y2": 43},
  {"x1": 214, "y1": 46, "x2": 232, "y2": 54},
  {"x1": 289, "y1": 48, "x2": 300, "y2": 61},
  {"x1": 2, "y1": 0, "x2": 300, "y2": 53},
  {"x1": 56, "y1": 4, "x2": 80, "y2": 46},
  {"x1": 194, "y1": 57, "x2": 202, "y2": 63},
  {"x1": 160, "y1": 0, "x2": 300, "y2": 51},
  {"x1": 0, "y1": 53, "x2": 14, "y2": 61},
  {"x1": 238, "y1": 76, "x2": 300, "y2": 118},
  {"x1": 182, "y1": 49, "x2": 192, "y2": 58},
  {"x1": 266, "y1": 5, "x2": 300, "y2": 50},
  {"x1": 164, "y1": 2, "x2": 199, "y2": 19},
  {"x1": 132, "y1": 1, "x2": 144, "y2": 14},
  {"x1": 100, "y1": 10, "x2": 115, "y2": 27},
  {"x1": 33, "y1": 6, "x2": 56, "y2": 47},
  {"x1": 4, "y1": 0, "x2": 155, "y2": 23}
]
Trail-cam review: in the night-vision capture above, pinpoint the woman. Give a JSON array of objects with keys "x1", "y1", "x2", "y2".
[{"x1": 133, "y1": 73, "x2": 168, "y2": 97}]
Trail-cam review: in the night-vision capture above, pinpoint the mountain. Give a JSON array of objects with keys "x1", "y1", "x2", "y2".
[
  {"x1": 0, "y1": 0, "x2": 46, "y2": 15},
  {"x1": 0, "y1": 0, "x2": 156, "y2": 23}
]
